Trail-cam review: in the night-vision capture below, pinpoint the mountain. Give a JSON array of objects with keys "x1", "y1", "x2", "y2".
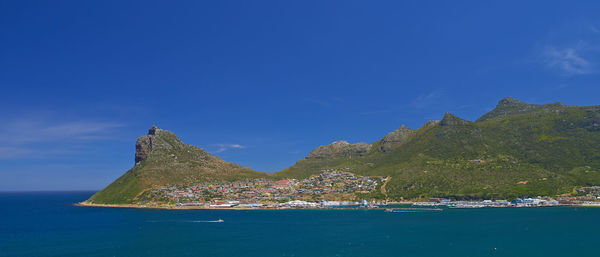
[
  {"x1": 87, "y1": 97, "x2": 600, "y2": 204},
  {"x1": 86, "y1": 126, "x2": 268, "y2": 204},
  {"x1": 276, "y1": 97, "x2": 600, "y2": 199},
  {"x1": 476, "y1": 97, "x2": 568, "y2": 122}
]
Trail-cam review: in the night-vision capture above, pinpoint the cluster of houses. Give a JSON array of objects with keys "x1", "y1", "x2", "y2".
[
  {"x1": 149, "y1": 178, "x2": 295, "y2": 204},
  {"x1": 175, "y1": 199, "x2": 360, "y2": 208},
  {"x1": 148, "y1": 170, "x2": 382, "y2": 207},
  {"x1": 561, "y1": 186, "x2": 600, "y2": 201},
  {"x1": 295, "y1": 169, "x2": 382, "y2": 195}
]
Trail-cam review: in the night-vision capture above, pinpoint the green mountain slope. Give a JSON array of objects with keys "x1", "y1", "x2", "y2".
[
  {"x1": 86, "y1": 126, "x2": 268, "y2": 204},
  {"x1": 88, "y1": 97, "x2": 600, "y2": 204},
  {"x1": 276, "y1": 98, "x2": 600, "y2": 199}
]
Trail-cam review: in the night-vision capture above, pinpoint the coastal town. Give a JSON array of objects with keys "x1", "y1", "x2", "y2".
[
  {"x1": 140, "y1": 170, "x2": 385, "y2": 208},
  {"x1": 409, "y1": 186, "x2": 600, "y2": 209},
  {"x1": 128, "y1": 169, "x2": 600, "y2": 210}
]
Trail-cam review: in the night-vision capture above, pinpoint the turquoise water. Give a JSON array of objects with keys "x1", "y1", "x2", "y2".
[{"x1": 0, "y1": 192, "x2": 598, "y2": 257}]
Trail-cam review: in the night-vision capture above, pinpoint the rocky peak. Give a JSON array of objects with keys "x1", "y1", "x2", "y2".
[
  {"x1": 148, "y1": 125, "x2": 160, "y2": 135},
  {"x1": 477, "y1": 97, "x2": 570, "y2": 122},
  {"x1": 440, "y1": 112, "x2": 470, "y2": 126},
  {"x1": 377, "y1": 125, "x2": 415, "y2": 152},
  {"x1": 330, "y1": 140, "x2": 350, "y2": 148},
  {"x1": 549, "y1": 102, "x2": 567, "y2": 108},
  {"x1": 498, "y1": 96, "x2": 526, "y2": 106},
  {"x1": 306, "y1": 140, "x2": 372, "y2": 159},
  {"x1": 383, "y1": 125, "x2": 413, "y2": 138},
  {"x1": 135, "y1": 126, "x2": 182, "y2": 165}
]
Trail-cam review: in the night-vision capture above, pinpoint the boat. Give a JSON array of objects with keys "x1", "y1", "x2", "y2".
[{"x1": 216, "y1": 219, "x2": 224, "y2": 222}]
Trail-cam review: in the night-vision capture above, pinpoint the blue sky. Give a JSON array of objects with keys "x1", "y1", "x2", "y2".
[{"x1": 1, "y1": 1, "x2": 600, "y2": 191}]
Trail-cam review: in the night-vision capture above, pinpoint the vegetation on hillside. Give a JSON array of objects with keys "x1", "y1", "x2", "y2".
[
  {"x1": 277, "y1": 98, "x2": 600, "y2": 200},
  {"x1": 88, "y1": 97, "x2": 600, "y2": 203}
]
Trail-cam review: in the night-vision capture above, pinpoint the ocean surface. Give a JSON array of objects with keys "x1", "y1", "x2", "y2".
[{"x1": 1, "y1": 192, "x2": 599, "y2": 257}]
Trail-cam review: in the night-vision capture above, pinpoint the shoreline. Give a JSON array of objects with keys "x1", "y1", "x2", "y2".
[
  {"x1": 76, "y1": 201, "x2": 600, "y2": 210},
  {"x1": 75, "y1": 202, "x2": 280, "y2": 210},
  {"x1": 76, "y1": 201, "x2": 417, "y2": 210}
]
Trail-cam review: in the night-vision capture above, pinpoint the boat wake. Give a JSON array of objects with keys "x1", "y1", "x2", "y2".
[{"x1": 146, "y1": 219, "x2": 224, "y2": 223}]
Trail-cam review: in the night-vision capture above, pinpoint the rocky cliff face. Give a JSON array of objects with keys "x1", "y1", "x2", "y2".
[{"x1": 134, "y1": 126, "x2": 180, "y2": 165}]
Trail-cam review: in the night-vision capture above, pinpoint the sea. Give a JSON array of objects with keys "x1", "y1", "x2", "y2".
[{"x1": 1, "y1": 192, "x2": 598, "y2": 257}]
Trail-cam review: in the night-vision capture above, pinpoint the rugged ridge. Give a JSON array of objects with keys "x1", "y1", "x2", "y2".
[
  {"x1": 277, "y1": 97, "x2": 600, "y2": 199},
  {"x1": 88, "y1": 97, "x2": 600, "y2": 203},
  {"x1": 477, "y1": 96, "x2": 567, "y2": 122}
]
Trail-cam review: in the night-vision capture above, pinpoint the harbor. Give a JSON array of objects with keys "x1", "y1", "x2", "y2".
[{"x1": 410, "y1": 197, "x2": 600, "y2": 209}]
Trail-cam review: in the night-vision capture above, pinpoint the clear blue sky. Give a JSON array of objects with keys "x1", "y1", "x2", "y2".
[{"x1": 1, "y1": 1, "x2": 599, "y2": 191}]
